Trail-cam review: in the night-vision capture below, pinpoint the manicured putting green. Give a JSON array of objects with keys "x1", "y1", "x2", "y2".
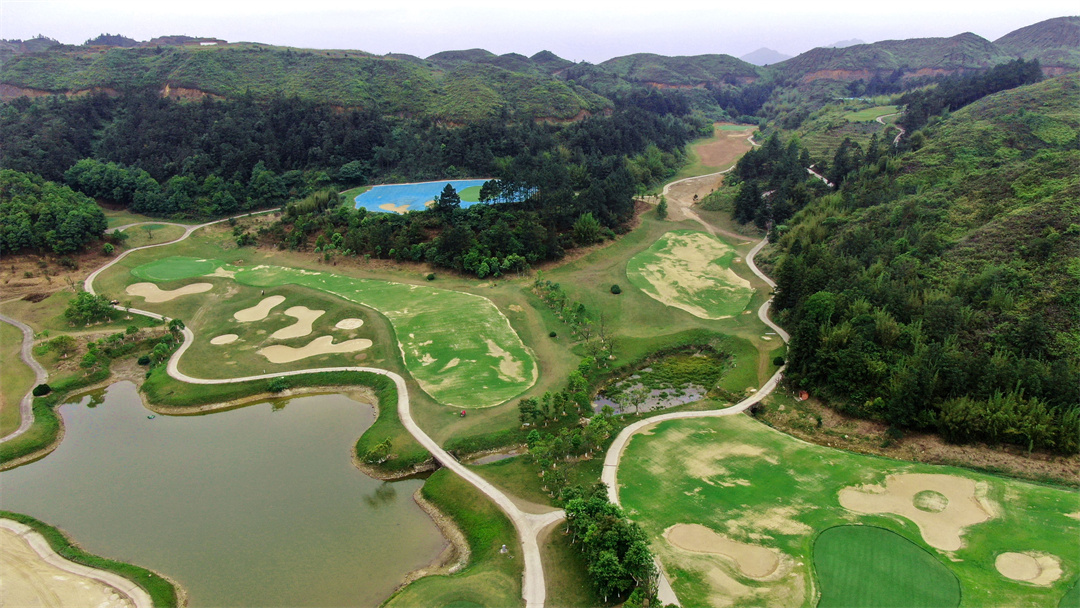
[
  {"x1": 129, "y1": 258, "x2": 536, "y2": 408},
  {"x1": 815, "y1": 525, "x2": 960, "y2": 608},
  {"x1": 626, "y1": 230, "x2": 754, "y2": 319},
  {"x1": 132, "y1": 256, "x2": 218, "y2": 282}
]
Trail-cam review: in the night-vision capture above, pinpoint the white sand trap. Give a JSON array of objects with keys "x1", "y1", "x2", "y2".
[
  {"x1": 272, "y1": 306, "x2": 325, "y2": 339},
  {"x1": 0, "y1": 526, "x2": 134, "y2": 608},
  {"x1": 335, "y1": 318, "x2": 365, "y2": 330},
  {"x1": 257, "y1": 335, "x2": 372, "y2": 363},
  {"x1": 666, "y1": 524, "x2": 780, "y2": 579},
  {"x1": 838, "y1": 473, "x2": 993, "y2": 551},
  {"x1": 126, "y1": 281, "x2": 212, "y2": 303},
  {"x1": 996, "y1": 552, "x2": 1062, "y2": 585},
  {"x1": 234, "y1": 295, "x2": 286, "y2": 322},
  {"x1": 379, "y1": 203, "x2": 411, "y2": 214},
  {"x1": 210, "y1": 266, "x2": 236, "y2": 278},
  {"x1": 485, "y1": 338, "x2": 525, "y2": 382},
  {"x1": 210, "y1": 334, "x2": 239, "y2": 345}
]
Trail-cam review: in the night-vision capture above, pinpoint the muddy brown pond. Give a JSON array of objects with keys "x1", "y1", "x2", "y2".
[{"x1": 0, "y1": 381, "x2": 445, "y2": 607}]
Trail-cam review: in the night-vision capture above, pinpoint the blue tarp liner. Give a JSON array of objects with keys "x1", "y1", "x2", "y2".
[{"x1": 354, "y1": 179, "x2": 489, "y2": 213}]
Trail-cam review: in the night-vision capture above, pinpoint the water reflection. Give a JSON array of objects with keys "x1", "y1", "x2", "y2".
[{"x1": 0, "y1": 382, "x2": 445, "y2": 607}]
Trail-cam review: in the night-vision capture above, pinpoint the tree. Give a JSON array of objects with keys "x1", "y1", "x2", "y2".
[
  {"x1": 656, "y1": 196, "x2": 668, "y2": 219},
  {"x1": 49, "y1": 335, "x2": 77, "y2": 358},
  {"x1": 573, "y1": 212, "x2": 601, "y2": 246},
  {"x1": 433, "y1": 184, "x2": 461, "y2": 217},
  {"x1": 103, "y1": 242, "x2": 114, "y2": 255},
  {"x1": 64, "y1": 292, "x2": 114, "y2": 326}
]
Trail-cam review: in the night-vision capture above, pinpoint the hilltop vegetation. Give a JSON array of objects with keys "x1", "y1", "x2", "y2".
[
  {"x1": 0, "y1": 44, "x2": 609, "y2": 122},
  {"x1": 767, "y1": 75, "x2": 1080, "y2": 452}
]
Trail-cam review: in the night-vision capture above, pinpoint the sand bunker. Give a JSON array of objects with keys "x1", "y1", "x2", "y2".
[
  {"x1": 126, "y1": 282, "x2": 212, "y2": 303},
  {"x1": 0, "y1": 525, "x2": 136, "y2": 608},
  {"x1": 666, "y1": 524, "x2": 780, "y2": 579},
  {"x1": 210, "y1": 334, "x2": 238, "y2": 345},
  {"x1": 234, "y1": 296, "x2": 286, "y2": 322},
  {"x1": 379, "y1": 203, "x2": 411, "y2": 214},
  {"x1": 335, "y1": 318, "x2": 365, "y2": 330},
  {"x1": 257, "y1": 335, "x2": 372, "y2": 363},
  {"x1": 272, "y1": 306, "x2": 325, "y2": 339},
  {"x1": 838, "y1": 473, "x2": 993, "y2": 551},
  {"x1": 995, "y1": 552, "x2": 1062, "y2": 585}
]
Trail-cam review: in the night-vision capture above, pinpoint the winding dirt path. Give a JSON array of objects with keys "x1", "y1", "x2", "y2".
[
  {"x1": 82, "y1": 215, "x2": 563, "y2": 608},
  {"x1": 0, "y1": 313, "x2": 48, "y2": 442},
  {"x1": 602, "y1": 236, "x2": 789, "y2": 606},
  {"x1": 875, "y1": 112, "x2": 906, "y2": 145}
]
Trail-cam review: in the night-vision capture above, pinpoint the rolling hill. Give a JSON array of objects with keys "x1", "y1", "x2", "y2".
[
  {"x1": 598, "y1": 52, "x2": 761, "y2": 86},
  {"x1": 0, "y1": 43, "x2": 610, "y2": 122},
  {"x1": 994, "y1": 16, "x2": 1080, "y2": 70}
]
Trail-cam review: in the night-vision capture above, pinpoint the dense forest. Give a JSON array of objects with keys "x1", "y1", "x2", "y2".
[
  {"x1": 1, "y1": 88, "x2": 704, "y2": 266},
  {"x1": 765, "y1": 75, "x2": 1080, "y2": 453},
  {"x1": 0, "y1": 169, "x2": 107, "y2": 255}
]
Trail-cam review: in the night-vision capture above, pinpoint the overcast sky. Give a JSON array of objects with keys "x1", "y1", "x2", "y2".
[{"x1": 1, "y1": 0, "x2": 1074, "y2": 62}]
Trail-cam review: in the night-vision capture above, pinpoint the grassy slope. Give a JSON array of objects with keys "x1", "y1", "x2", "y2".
[
  {"x1": 619, "y1": 415, "x2": 1079, "y2": 608},
  {"x1": 0, "y1": 321, "x2": 33, "y2": 435},
  {"x1": 0, "y1": 511, "x2": 180, "y2": 607},
  {"x1": 384, "y1": 468, "x2": 522, "y2": 608}
]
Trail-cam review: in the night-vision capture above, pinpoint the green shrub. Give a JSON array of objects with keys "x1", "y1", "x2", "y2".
[
  {"x1": 610, "y1": 284, "x2": 622, "y2": 294},
  {"x1": 32, "y1": 383, "x2": 51, "y2": 396},
  {"x1": 549, "y1": 331, "x2": 558, "y2": 338},
  {"x1": 426, "y1": 273, "x2": 436, "y2": 281},
  {"x1": 773, "y1": 356, "x2": 785, "y2": 366},
  {"x1": 137, "y1": 355, "x2": 151, "y2": 365},
  {"x1": 268, "y1": 377, "x2": 290, "y2": 393}
]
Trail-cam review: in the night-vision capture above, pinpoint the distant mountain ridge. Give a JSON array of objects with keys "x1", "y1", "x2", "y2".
[
  {"x1": 1, "y1": 16, "x2": 1076, "y2": 116},
  {"x1": 740, "y1": 47, "x2": 792, "y2": 66}
]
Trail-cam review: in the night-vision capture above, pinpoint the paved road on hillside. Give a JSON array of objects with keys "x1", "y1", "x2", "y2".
[
  {"x1": 601, "y1": 236, "x2": 789, "y2": 606},
  {"x1": 0, "y1": 314, "x2": 49, "y2": 442}
]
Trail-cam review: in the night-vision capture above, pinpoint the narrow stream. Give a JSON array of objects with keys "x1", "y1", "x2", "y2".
[{"x1": 0, "y1": 381, "x2": 445, "y2": 607}]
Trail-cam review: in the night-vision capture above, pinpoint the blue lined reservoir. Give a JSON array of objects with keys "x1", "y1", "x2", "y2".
[{"x1": 354, "y1": 179, "x2": 489, "y2": 214}]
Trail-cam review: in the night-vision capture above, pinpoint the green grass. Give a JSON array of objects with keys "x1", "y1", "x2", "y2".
[
  {"x1": 101, "y1": 207, "x2": 198, "y2": 229},
  {"x1": 468, "y1": 456, "x2": 555, "y2": 507},
  {"x1": 626, "y1": 230, "x2": 755, "y2": 320},
  {"x1": 814, "y1": 525, "x2": 960, "y2": 608},
  {"x1": 384, "y1": 468, "x2": 522, "y2": 608},
  {"x1": 541, "y1": 523, "x2": 601, "y2": 608},
  {"x1": 0, "y1": 322, "x2": 34, "y2": 435},
  {"x1": 670, "y1": 123, "x2": 756, "y2": 182},
  {"x1": 127, "y1": 256, "x2": 537, "y2": 408},
  {"x1": 1061, "y1": 580, "x2": 1080, "y2": 608},
  {"x1": 340, "y1": 185, "x2": 372, "y2": 202},
  {"x1": 617, "y1": 415, "x2": 1080, "y2": 607},
  {"x1": 0, "y1": 511, "x2": 180, "y2": 607},
  {"x1": 459, "y1": 186, "x2": 482, "y2": 203},
  {"x1": 0, "y1": 291, "x2": 159, "y2": 336},
  {"x1": 844, "y1": 105, "x2": 900, "y2": 122},
  {"x1": 119, "y1": 224, "x2": 186, "y2": 249}
]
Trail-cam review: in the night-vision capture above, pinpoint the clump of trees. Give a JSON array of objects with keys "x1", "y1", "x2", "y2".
[
  {"x1": 0, "y1": 170, "x2": 107, "y2": 255},
  {"x1": 63, "y1": 292, "x2": 116, "y2": 326},
  {"x1": 560, "y1": 484, "x2": 658, "y2": 605}
]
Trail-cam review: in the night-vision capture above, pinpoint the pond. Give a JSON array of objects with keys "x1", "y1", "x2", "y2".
[
  {"x1": 0, "y1": 382, "x2": 445, "y2": 607},
  {"x1": 353, "y1": 179, "x2": 489, "y2": 214}
]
